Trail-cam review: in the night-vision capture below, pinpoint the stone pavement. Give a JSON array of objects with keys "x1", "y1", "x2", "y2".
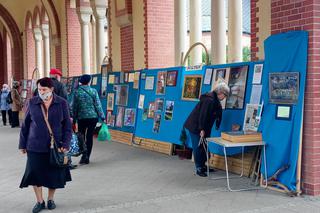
[{"x1": 0, "y1": 124, "x2": 320, "y2": 213}]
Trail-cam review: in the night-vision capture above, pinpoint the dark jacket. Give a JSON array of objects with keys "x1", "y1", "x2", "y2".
[
  {"x1": 33, "y1": 78, "x2": 68, "y2": 100},
  {"x1": 19, "y1": 94, "x2": 72, "y2": 153},
  {"x1": 184, "y1": 92, "x2": 222, "y2": 138}
]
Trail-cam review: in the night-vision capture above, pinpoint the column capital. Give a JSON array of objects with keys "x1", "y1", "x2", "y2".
[
  {"x1": 33, "y1": 27, "x2": 43, "y2": 41},
  {"x1": 77, "y1": 7, "x2": 93, "y2": 25},
  {"x1": 93, "y1": 6, "x2": 107, "y2": 20},
  {"x1": 41, "y1": 24, "x2": 50, "y2": 38}
]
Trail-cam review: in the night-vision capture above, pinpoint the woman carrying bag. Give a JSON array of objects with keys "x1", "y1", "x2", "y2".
[
  {"x1": 19, "y1": 77, "x2": 72, "y2": 213},
  {"x1": 72, "y1": 74, "x2": 105, "y2": 165}
]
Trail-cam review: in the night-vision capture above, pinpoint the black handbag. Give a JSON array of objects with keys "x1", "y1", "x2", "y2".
[{"x1": 41, "y1": 105, "x2": 69, "y2": 168}]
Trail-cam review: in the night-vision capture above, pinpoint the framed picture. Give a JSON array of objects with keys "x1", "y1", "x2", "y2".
[
  {"x1": 214, "y1": 68, "x2": 227, "y2": 82},
  {"x1": 115, "y1": 106, "x2": 124, "y2": 127},
  {"x1": 166, "y1": 70, "x2": 178, "y2": 86},
  {"x1": 204, "y1": 68, "x2": 213, "y2": 85},
  {"x1": 91, "y1": 76, "x2": 98, "y2": 86},
  {"x1": 142, "y1": 108, "x2": 148, "y2": 121},
  {"x1": 145, "y1": 76, "x2": 154, "y2": 90},
  {"x1": 181, "y1": 75, "x2": 202, "y2": 101},
  {"x1": 156, "y1": 71, "x2": 167, "y2": 95},
  {"x1": 148, "y1": 102, "x2": 155, "y2": 118},
  {"x1": 124, "y1": 73, "x2": 129, "y2": 82},
  {"x1": 275, "y1": 105, "x2": 292, "y2": 120},
  {"x1": 124, "y1": 108, "x2": 136, "y2": 126},
  {"x1": 243, "y1": 104, "x2": 263, "y2": 132},
  {"x1": 226, "y1": 66, "x2": 248, "y2": 109},
  {"x1": 165, "y1": 100, "x2": 174, "y2": 121},
  {"x1": 108, "y1": 75, "x2": 115, "y2": 84},
  {"x1": 101, "y1": 74, "x2": 107, "y2": 97},
  {"x1": 153, "y1": 113, "x2": 162, "y2": 133},
  {"x1": 138, "y1": 94, "x2": 145, "y2": 109},
  {"x1": 252, "y1": 64, "x2": 264, "y2": 84},
  {"x1": 155, "y1": 98, "x2": 164, "y2": 112},
  {"x1": 107, "y1": 93, "x2": 115, "y2": 111},
  {"x1": 269, "y1": 72, "x2": 299, "y2": 104},
  {"x1": 141, "y1": 73, "x2": 146, "y2": 80},
  {"x1": 106, "y1": 111, "x2": 115, "y2": 127},
  {"x1": 115, "y1": 85, "x2": 128, "y2": 106}
]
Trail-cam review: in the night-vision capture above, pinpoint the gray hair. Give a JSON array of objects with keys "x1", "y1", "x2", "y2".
[{"x1": 213, "y1": 80, "x2": 230, "y2": 97}]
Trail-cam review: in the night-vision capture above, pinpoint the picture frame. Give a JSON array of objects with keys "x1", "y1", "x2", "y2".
[
  {"x1": 203, "y1": 68, "x2": 213, "y2": 85},
  {"x1": 252, "y1": 64, "x2": 264, "y2": 84},
  {"x1": 115, "y1": 85, "x2": 128, "y2": 106},
  {"x1": 165, "y1": 100, "x2": 174, "y2": 121},
  {"x1": 155, "y1": 98, "x2": 164, "y2": 112},
  {"x1": 107, "y1": 93, "x2": 115, "y2": 111},
  {"x1": 243, "y1": 104, "x2": 263, "y2": 132},
  {"x1": 115, "y1": 106, "x2": 124, "y2": 128},
  {"x1": 124, "y1": 108, "x2": 136, "y2": 126},
  {"x1": 275, "y1": 105, "x2": 292, "y2": 120},
  {"x1": 214, "y1": 68, "x2": 227, "y2": 82},
  {"x1": 156, "y1": 71, "x2": 167, "y2": 95},
  {"x1": 147, "y1": 102, "x2": 155, "y2": 118},
  {"x1": 166, "y1": 70, "x2": 178, "y2": 86},
  {"x1": 153, "y1": 113, "x2": 162, "y2": 133},
  {"x1": 225, "y1": 66, "x2": 249, "y2": 109},
  {"x1": 269, "y1": 72, "x2": 299, "y2": 104},
  {"x1": 141, "y1": 73, "x2": 146, "y2": 80},
  {"x1": 145, "y1": 76, "x2": 155, "y2": 90},
  {"x1": 101, "y1": 74, "x2": 107, "y2": 97},
  {"x1": 181, "y1": 75, "x2": 203, "y2": 101}
]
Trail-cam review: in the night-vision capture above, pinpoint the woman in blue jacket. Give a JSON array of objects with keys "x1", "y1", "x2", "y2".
[
  {"x1": 0, "y1": 84, "x2": 12, "y2": 126},
  {"x1": 19, "y1": 77, "x2": 72, "y2": 213}
]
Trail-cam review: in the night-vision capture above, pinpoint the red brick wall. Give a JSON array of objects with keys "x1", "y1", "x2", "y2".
[
  {"x1": 250, "y1": 0, "x2": 259, "y2": 61},
  {"x1": 0, "y1": 34, "x2": 4, "y2": 85},
  {"x1": 143, "y1": 0, "x2": 174, "y2": 68},
  {"x1": 26, "y1": 29, "x2": 36, "y2": 79},
  {"x1": 65, "y1": 0, "x2": 82, "y2": 77},
  {"x1": 270, "y1": 0, "x2": 320, "y2": 195},
  {"x1": 55, "y1": 44, "x2": 62, "y2": 71},
  {"x1": 6, "y1": 34, "x2": 12, "y2": 83},
  {"x1": 120, "y1": 25, "x2": 134, "y2": 71}
]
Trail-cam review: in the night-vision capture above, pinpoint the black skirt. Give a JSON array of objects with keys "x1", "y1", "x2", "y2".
[{"x1": 20, "y1": 151, "x2": 72, "y2": 189}]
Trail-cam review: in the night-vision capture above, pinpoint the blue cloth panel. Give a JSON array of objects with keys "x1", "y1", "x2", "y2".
[{"x1": 260, "y1": 31, "x2": 308, "y2": 191}]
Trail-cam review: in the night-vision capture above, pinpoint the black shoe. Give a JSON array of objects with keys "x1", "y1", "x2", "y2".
[
  {"x1": 47, "y1": 200, "x2": 56, "y2": 210},
  {"x1": 196, "y1": 169, "x2": 208, "y2": 177},
  {"x1": 202, "y1": 167, "x2": 216, "y2": 173},
  {"x1": 32, "y1": 201, "x2": 45, "y2": 213},
  {"x1": 69, "y1": 164, "x2": 78, "y2": 170},
  {"x1": 79, "y1": 158, "x2": 89, "y2": 165}
]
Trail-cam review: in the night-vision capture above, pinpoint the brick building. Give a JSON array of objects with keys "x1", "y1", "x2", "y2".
[{"x1": 0, "y1": 0, "x2": 319, "y2": 195}]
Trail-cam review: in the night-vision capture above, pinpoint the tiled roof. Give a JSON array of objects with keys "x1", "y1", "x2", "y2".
[{"x1": 186, "y1": 0, "x2": 251, "y2": 33}]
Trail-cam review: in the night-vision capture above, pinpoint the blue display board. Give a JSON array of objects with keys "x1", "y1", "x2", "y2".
[
  {"x1": 105, "y1": 71, "x2": 140, "y2": 133},
  {"x1": 260, "y1": 31, "x2": 308, "y2": 191}
]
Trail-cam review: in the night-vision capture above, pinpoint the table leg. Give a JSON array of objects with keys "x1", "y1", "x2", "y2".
[
  {"x1": 223, "y1": 146, "x2": 232, "y2": 191},
  {"x1": 262, "y1": 144, "x2": 268, "y2": 188},
  {"x1": 240, "y1": 146, "x2": 244, "y2": 177}
]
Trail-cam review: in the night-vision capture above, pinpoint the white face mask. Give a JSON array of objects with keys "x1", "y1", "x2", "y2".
[{"x1": 39, "y1": 91, "x2": 53, "y2": 101}]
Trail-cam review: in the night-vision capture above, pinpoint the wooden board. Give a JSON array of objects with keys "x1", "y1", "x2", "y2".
[
  {"x1": 109, "y1": 129, "x2": 133, "y2": 146},
  {"x1": 221, "y1": 132, "x2": 262, "y2": 143},
  {"x1": 133, "y1": 137, "x2": 173, "y2": 155},
  {"x1": 208, "y1": 152, "x2": 255, "y2": 177}
]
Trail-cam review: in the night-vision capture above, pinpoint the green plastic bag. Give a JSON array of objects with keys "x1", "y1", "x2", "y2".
[{"x1": 97, "y1": 123, "x2": 111, "y2": 141}]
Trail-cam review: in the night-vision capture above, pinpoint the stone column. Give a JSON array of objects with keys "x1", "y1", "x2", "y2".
[
  {"x1": 174, "y1": 0, "x2": 187, "y2": 66},
  {"x1": 78, "y1": 8, "x2": 92, "y2": 74},
  {"x1": 211, "y1": 0, "x2": 226, "y2": 64},
  {"x1": 91, "y1": 17, "x2": 97, "y2": 73},
  {"x1": 228, "y1": 0, "x2": 243, "y2": 62},
  {"x1": 93, "y1": 6, "x2": 107, "y2": 72},
  {"x1": 189, "y1": 0, "x2": 202, "y2": 65},
  {"x1": 42, "y1": 24, "x2": 50, "y2": 77},
  {"x1": 33, "y1": 27, "x2": 44, "y2": 78}
]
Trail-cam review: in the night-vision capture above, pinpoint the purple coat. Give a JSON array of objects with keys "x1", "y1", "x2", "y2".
[{"x1": 19, "y1": 94, "x2": 72, "y2": 153}]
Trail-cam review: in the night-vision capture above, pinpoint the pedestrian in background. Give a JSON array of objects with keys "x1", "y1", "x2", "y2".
[
  {"x1": 72, "y1": 74, "x2": 105, "y2": 165},
  {"x1": 19, "y1": 77, "x2": 72, "y2": 213},
  {"x1": 11, "y1": 81, "x2": 22, "y2": 128},
  {"x1": 184, "y1": 80, "x2": 230, "y2": 177},
  {"x1": 0, "y1": 84, "x2": 12, "y2": 126}
]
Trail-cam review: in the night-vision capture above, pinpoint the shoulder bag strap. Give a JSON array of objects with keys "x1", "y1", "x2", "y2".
[{"x1": 40, "y1": 104, "x2": 56, "y2": 149}]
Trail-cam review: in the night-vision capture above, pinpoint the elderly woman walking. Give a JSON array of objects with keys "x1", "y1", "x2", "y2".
[
  {"x1": 184, "y1": 80, "x2": 230, "y2": 177},
  {"x1": 11, "y1": 81, "x2": 22, "y2": 128},
  {"x1": 0, "y1": 84, "x2": 12, "y2": 126},
  {"x1": 19, "y1": 77, "x2": 72, "y2": 213}
]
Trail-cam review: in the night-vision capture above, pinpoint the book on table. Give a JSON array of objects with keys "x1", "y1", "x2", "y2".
[{"x1": 221, "y1": 131, "x2": 262, "y2": 143}]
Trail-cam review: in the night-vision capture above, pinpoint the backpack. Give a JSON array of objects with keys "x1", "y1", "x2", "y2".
[{"x1": 6, "y1": 92, "x2": 12, "y2": 104}]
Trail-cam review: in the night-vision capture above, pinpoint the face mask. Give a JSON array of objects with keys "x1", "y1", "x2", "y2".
[{"x1": 39, "y1": 91, "x2": 52, "y2": 101}]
